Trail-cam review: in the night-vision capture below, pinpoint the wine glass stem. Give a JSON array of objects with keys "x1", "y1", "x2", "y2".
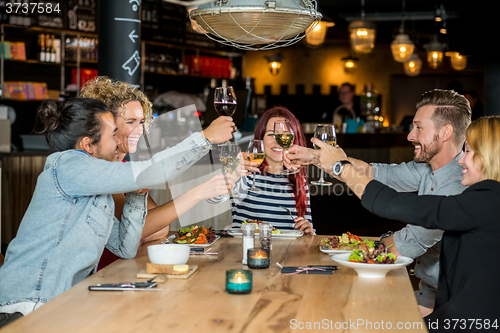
[
  {"x1": 252, "y1": 171, "x2": 257, "y2": 189},
  {"x1": 319, "y1": 169, "x2": 325, "y2": 182}
]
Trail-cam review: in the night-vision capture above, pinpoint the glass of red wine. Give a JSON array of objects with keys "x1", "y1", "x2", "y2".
[{"x1": 214, "y1": 86, "x2": 237, "y2": 145}]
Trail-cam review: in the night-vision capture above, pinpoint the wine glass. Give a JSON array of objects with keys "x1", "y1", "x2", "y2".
[
  {"x1": 310, "y1": 124, "x2": 336, "y2": 186},
  {"x1": 273, "y1": 119, "x2": 299, "y2": 176},
  {"x1": 214, "y1": 86, "x2": 237, "y2": 144},
  {"x1": 246, "y1": 140, "x2": 265, "y2": 192},
  {"x1": 219, "y1": 142, "x2": 241, "y2": 197}
]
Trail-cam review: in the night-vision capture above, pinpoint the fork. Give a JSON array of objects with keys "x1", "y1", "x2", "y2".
[{"x1": 279, "y1": 205, "x2": 295, "y2": 221}]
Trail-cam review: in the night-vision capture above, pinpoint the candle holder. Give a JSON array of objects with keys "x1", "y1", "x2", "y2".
[
  {"x1": 226, "y1": 269, "x2": 252, "y2": 294},
  {"x1": 247, "y1": 248, "x2": 270, "y2": 269}
]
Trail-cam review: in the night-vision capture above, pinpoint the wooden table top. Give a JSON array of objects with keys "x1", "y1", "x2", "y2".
[{"x1": 3, "y1": 235, "x2": 428, "y2": 332}]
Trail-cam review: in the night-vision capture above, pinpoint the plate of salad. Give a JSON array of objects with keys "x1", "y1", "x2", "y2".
[
  {"x1": 168, "y1": 225, "x2": 220, "y2": 247},
  {"x1": 319, "y1": 232, "x2": 375, "y2": 254},
  {"x1": 331, "y1": 244, "x2": 413, "y2": 278}
]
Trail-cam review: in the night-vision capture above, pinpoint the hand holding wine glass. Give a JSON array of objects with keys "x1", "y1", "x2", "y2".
[
  {"x1": 245, "y1": 140, "x2": 265, "y2": 192},
  {"x1": 311, "y1": 124, "x2": 336, "y2": 186},
  {"x1": 214, "y1": 86, "x2": 237, "y2": 137},
  {"x1": 273, "y1": 119, "x2": 299, "y2": 176}
]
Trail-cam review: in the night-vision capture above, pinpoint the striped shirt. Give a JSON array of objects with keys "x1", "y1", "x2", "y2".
[{"x1": 209, "y1": 173, "x2": 312, "y2": 230}]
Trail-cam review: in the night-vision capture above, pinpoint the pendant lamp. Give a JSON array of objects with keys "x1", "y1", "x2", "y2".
[
  {"x1": 445, "y1": 51, "x2": 468, "y2": 71},
  {"x1": 348, "y1": 0, "x2": 376, "y2": 55},
  {"x1": 391, "y1": 34, "x2": 414, "y2": 63},
  {"x1": 403, "y1": 52, "x2": 422, "y2": 76},
  {"x1": 304, "y1": 20, "x2": 334, "y2": 48},
  {"x1": 190, "y1": 0, "x2": 322, "y2": 50},
  {"x1": 424, "y1": 37, "x2": 445, "y2": 69}
]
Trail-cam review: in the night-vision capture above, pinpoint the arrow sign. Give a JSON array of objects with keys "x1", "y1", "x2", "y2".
[{"x1": 128, "y1": 29, "x2": 139, "y2": 43}]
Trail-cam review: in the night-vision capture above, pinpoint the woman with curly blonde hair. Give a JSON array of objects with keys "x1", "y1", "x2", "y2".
[{"x1": 80, "y1": 76, "x2": 237, "y2": 270}]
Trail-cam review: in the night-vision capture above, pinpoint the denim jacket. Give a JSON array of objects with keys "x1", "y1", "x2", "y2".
[{"x1": 0, "y1": 132, "x2": 211, "y2": 308}]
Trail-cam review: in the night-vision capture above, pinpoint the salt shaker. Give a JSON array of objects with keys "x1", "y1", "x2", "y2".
[
  {"x1": 259, "y1": 223, "x2": 272, "y2": 254},
  {"x1": 242, "y1": 224, "x2": 255, "y2": 265}
]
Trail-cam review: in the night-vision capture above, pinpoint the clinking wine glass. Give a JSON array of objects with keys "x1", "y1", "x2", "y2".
[
  {"x1": 214, "y1": 86, "x2": 237, "y2": 144},
  {"x1": 273, "y1": 119, "x2": 299, "y2": 176},
  {"x1": 219, "y1": 142, "x2": 241, "y2": 197},
  {"x1": 246, "y1": 140, "x2": 265, "y2": 192},
  {"x1": 310, "y1": 124, "x2": 336, "y2": 186}
]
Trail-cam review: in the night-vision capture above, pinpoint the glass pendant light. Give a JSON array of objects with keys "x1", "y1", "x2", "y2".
[
  {"x1": 391, "y1": 34, "x2": 414, "y2": 63},
  {"x1": 304, "y1": 20, "x2": 335, "y2": 48},
  {"x1": 404, "y1": 52, "x2": 422, "y2": 76},
  {"x1": 445, "y1": 51, "x2": 468, "y2": 71},
  {"x1": 266, "y1": 54, "x2": 284, "y2": 75},
  {"x1": 424, "y1": 37, "x2": 445, "y2": 69},
  {"x1": 342, "y1": 55, "x2": 359, "y2": 73},
  {"x1": 348, "y1": 0, "x2": 376, "y2": 55}
]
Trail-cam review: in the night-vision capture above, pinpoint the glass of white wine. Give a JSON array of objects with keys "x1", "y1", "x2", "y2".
[
  {"x1": 311, "y1": 124, "x2": 336, "y2": 186},
  {"x1": 219, "y1": 142, "x2": 241, "y2": 197},
  {"x1": 273, "y1": 119, "x2": 299, "y2": 176},
  {"x1": 245, "y1": 139, "x2": 265, "y2": 192}
]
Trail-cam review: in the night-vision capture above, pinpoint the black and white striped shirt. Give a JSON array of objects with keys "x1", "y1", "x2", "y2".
[{"x1": 209, "y1": 173, "x2": 312, "y2": 230}]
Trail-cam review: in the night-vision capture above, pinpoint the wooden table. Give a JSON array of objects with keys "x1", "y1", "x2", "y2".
[{"x1": 3, "y1": 236, "x2": 428, "y2": 332}]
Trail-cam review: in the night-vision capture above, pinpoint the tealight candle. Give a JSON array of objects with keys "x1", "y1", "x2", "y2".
[
  {"x1": 247, "y1": 248, "x2": 270, "y2": 269},
  {"x1": 226, "y1": 270, "x2": 252, "y2": 294}
]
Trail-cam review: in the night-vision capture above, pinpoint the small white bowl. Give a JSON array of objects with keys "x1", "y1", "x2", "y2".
[
  {"x1": 332, "y1": 253, "x2": 413, "y2": 278},
  {"x1": 147, "y1": 244, "x2": 190, "y2": 265}
]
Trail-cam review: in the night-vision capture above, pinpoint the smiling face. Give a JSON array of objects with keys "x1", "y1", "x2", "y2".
[
  {"x1": 115, "y1": 100, "x2": 144, "y2": 160},
  {"x1": 92, "y1": 112, "x2": 120, "y2": 162},
  {"x1": 458, "y1": 141, "x2": 484, "y2": 186},
  {"x1": 407, "y1": 105, "x2": 442, "y2": 164},
  {"x1": 263, "y1": 117, "x2": 286, "y2": 166}
]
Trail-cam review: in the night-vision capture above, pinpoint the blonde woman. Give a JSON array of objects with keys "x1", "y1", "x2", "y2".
[
  {"x1": 309, "y1": 116, "x2": 500, "y2": 326},
  {"x1": 80, "y1": 76, "x2": 236, "y2": 269}
]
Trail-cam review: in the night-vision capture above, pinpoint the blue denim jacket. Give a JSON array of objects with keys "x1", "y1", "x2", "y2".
[{"x1": 0, "y1": 132, "x2": 211, "y2": 307}]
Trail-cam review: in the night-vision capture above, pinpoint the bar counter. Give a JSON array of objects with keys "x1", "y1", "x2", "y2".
[{"x1": 2, "y1": 235, "x2": 428, "y2": 332}]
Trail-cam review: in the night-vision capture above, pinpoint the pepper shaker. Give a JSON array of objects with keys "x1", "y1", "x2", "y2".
[
  {"x1": 242, "y1": 224, "x2": 255, "y2": 265},
  {"x1": 259, "y1": 223, "x2": 272, "y2": 255}
]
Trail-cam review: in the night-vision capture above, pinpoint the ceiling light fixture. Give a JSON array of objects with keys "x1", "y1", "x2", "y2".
[
  {"x1": 403, "y1": 51, "x2": 422, "y2": 76},
  {"x1": 390, "y1": 0, "x2": 414, "y2": 63},
  {"x1": 266, "y1": 54, "x2": 284, "y2": 75},
  {"x1": 445, "y1": 51, "x2": 468, "y2": 71},
  {"x1": 342, "y1": 55, "x2": 358, "y2": 73},
  {"x1": 304, "y1": 19, "x2": 334, "y2": 48},
  {"x1": 189, "y1": 0, "x2": 322, "y2": 51},
  {"x1": 424, "y1": 37, "x2": 445, "y2": 69},
  {"x1": 348, "y1": 0, "x2": 376, "y2": 55}
]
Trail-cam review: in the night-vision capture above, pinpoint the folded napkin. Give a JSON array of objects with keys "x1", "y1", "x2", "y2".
[{"x1": 281, "y1": 266, "x2": 336, "y2": 275}]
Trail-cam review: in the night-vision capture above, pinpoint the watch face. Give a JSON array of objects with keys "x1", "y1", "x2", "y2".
[{"x1": 334, "y1": 162, "x2": 342, "y2": 175}]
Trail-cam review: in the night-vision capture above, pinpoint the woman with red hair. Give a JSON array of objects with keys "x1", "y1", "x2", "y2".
[{"x1": 212, "y1": 106, "x2": 313, "y2": 234}]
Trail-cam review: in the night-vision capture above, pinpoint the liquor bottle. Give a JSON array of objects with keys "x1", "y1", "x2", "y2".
[
  {"x1": 50, "y1": 35, "x2": 56, "y2": 62},
  {"x1": 38, "y1": 34, "x2": 46, "y2": 62},
  {"x1": 46, "y1": 34, "x2": 52, "y2": 62}
]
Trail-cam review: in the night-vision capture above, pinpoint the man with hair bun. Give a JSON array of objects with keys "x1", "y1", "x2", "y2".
[{"x1": 0, "y1": 97, "x2": 235, "y2": 328}]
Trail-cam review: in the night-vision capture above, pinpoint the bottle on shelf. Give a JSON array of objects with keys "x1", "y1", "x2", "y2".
[
  {"x1": 50, "y1": 35, "x2": 56, "y2": 63},
  {"x1": 38, "y1": 34, "x2": 46, "y2": 62}
]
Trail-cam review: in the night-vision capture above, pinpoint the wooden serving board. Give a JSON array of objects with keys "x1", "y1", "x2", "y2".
[{"x1": 137, "y1": 265, "x2": 198, "y2": 282}]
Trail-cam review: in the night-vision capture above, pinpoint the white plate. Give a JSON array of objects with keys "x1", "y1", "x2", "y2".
[
  {"x1": 166, "y1": 235, "x2": 220, "y2": 247},
  {"x1": 319, "y1": 246, "x2": 351, "y2": 254},
  {"x1": 331, "y1": 253, "x2": 413, "y2": 278},
  {"x1": 227, "y1": 229, "x2": 303, "y2": 238}
]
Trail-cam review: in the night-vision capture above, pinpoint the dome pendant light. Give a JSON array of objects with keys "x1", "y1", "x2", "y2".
[
  {"x1": 390, "y1": 1, "x2": 413, "y2": 63},
  {"x1": 190, "y1": 0, "x2": 323, "y2": 51},
  {"x1": 391, "y1": 33, "x2": 414, "y2": 63},
  {"x1": 404, "y1": 51, "x2": 422, "y2": 76},
  {"x1": 348, "y1": 0, "x2": 376, "y2": 55},
  {"x1": 424, "y1": 37, "x2": 445, "y2": 69},
  {"x1": 304, "y1": 20, "x2": 334, "y2": 48}
]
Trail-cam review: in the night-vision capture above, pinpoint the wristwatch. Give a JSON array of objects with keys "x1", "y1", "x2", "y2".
[
  {"x1": 332, "y1": 160, "x2": 352, "y2": 178},
  {"x1": 380, "y1": 231, "x2": 394, "y2": 242}
]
